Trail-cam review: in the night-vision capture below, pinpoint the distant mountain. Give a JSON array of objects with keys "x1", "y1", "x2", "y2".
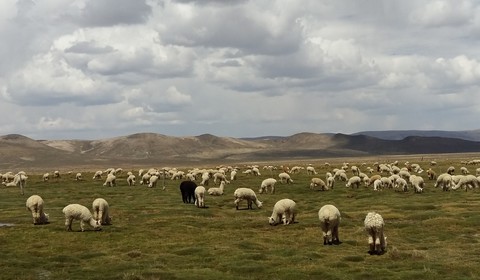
[
  {"x1": 1, "y1": 131, "x2": 480, "y2": 169},
  {"x1": 353, "y1": 129, "x2": 480, "y2": 141}
]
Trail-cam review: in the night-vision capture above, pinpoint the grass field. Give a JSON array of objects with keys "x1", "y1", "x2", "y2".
[{"x1": 1, "y1": 156, "x2": 480, "y2": 280}]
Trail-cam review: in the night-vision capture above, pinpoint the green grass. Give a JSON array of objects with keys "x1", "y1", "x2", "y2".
[{"x1": 1, "y1": 157, "x2": 480, "y2": 279}]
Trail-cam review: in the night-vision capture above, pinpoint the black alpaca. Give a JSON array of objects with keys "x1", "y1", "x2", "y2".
[{"x1": 179, "y1": 181, "x2": 197, "y2": 204}]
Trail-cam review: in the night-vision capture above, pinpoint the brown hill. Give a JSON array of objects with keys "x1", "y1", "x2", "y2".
[{"x1": 1, "y1": 132, "x2": 480, "y2": 170}]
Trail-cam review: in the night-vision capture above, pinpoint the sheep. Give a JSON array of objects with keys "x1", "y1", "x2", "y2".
[
  {"x1": 92, "y1": 198, "x2": 111, "y2": 225},
  {"x1": 25, "y1": 195, "x2": 49, "y2": 225},
  {"x1": 268, "y1": 199, "x2": 297, "y2": 226},
  {"x1": 259, "y1": 178, "x2": 277, "y2": 194},
  {"x1": 364, "y1": 212, "x2": 387, "y2": 255},
  {"x1": 409, "y1": 175, "x2": 424, "y2": 193},
  {"x1": 92, "y1": 170, "x2": 103, "y2": 180},
  {"x1": 318, "y1": 204, "x2": 341, "y2": 245},
  {"x1": 278, "y1": 172, "x2": 294, "y2": 184},
  {"x1": 345, "y1": 176, "x2": 361, "y2": 188},
  {"x1": 180, "y1": 180, "x2": 197, "y2": 204},
  {"x1": 103, "y1": 173, "x2": 116, "y2": 187},
  {"x1": 207, "y1": 180, "x2": 226, "y2": 196},
  {"x1": 194, "y1": 186, "x2": 206, "y2": 208},
  {"x1": 127, "y1": 174, "x2": 136, "y2": 186},
  {"x1": 310, "y1": 177, "x2": 328, "y2": 191},
  {"x1": 62, "y1": 204, "x2": 101, "y2": 232},
  {"x1": 234, "y1": 188, "x2": 263, "y2": 210}
]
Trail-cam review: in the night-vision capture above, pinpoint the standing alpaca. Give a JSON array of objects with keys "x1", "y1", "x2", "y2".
[
  {"x1": 318, "y1": 204, "x2": 341, "y2": 245},
  {"x1": 180, "y1": 180, "x2": 197, "y2": 204},
  {"x1": 364, "y1": 212, "x2": 387, "y2": 255}
]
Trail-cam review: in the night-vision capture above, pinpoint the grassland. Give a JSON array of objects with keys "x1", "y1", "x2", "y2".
[{"x1": 1, "y1": 156, "x2": 480, "y2": 280}]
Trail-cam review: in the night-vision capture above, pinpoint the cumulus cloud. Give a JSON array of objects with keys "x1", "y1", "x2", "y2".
[{"x1": 0, "y1": 0, "x2": 480, "y2": 139}]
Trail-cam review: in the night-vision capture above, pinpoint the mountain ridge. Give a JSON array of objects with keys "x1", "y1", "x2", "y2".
[{"x1": 1, "y1": 130, "x2": 480, "y2": 169}]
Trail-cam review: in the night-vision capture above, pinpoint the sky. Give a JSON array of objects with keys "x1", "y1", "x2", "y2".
[{"x1": 1, "y1": 0, "x2": 480, "y2": 140}]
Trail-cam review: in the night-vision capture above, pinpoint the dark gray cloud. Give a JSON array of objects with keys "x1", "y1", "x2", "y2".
[{"x1": 79, "y1": 0, "x2": 152, "y2": 27}]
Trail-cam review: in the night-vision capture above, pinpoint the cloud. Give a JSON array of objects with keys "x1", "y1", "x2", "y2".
[
  {"x1": 78, "y1": 0, "x2": 152, "y2": 27},
  {"x1": 1, "y1": 0, "x2": 480, "y2": 140}
]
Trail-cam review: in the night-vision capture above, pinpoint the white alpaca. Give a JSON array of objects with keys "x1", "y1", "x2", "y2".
[
  {"x1": 103, "y1": 173, "x2": 116, "y2": 187},
  {"x1": 234, "y1": 188, "x2": 263, "y2": 210},
  {"x1": 447, "y1": 166, "x2": 455, "y2": 175},
  {"x1": 334, "y1": 170, "x2": 348, "y2": 181},
  {"x1": 208, "y1": 180, "x2": 226, "y2": 196},
  {"x1": 259, "y1": 178, "x2": 277, "y2": 194},
  {"x1": 25, "y1": 195, "x2": 49, "y2": 225},
  {"x1": 409, "y1": 175, "x2": 424, "y2": 193},
  {"x1": 269, "y1": 199, "x2": 297, "y2": 225},
  {"x1": 230, "y1": 169, "x2": 238, "y2": 181},
  {"x1": 278, "y1": 172, "x2": 294, "y2": 184},
  {"x1": 434, "y1": 173, "x2": 453, "y2": 191},
  {"x1": 148, "y1": 175, "x2": 159, "y2": 188},
  {"x1": 140, "y1": 173, "x2": 151, "y2": 185},
  {"x1": 127, "y1": 174, "x2": 136, "y2": 186},
  {"x1": 394, "y1": 177, "x2": 408, "y2": 192},
  {"x1": 75, "y1": 173, "x2": 82, "y2": 181},
  {"x1": 62, "y1": 204, "x2": 101, "y2": 232},
  {"x1": 200, "y1": 172, "x2": 210, "y2": 186},
  {"x1": 318, "y1": 204, "x2": 341, "y2": 245},
  {"x1": 306, "y1": 166, "x2": 317, "y2": 175},
  {"x1": 452, "y1": 175, "x2": 479, "y2": 191},
  {"x1": 326, "y1": 176, "x2": 335, "y2": 190},
  {"x1": 4, "y1": 172, "x2": 28, "y2": 195},
  {"x1": 213, "y1": 172, "x2": 230, "y2": 184},
  {"x1": 92, "y1": 198, "x2": 111, "y2": 225},
  {"x1": 195, "y1": 186, "x2": 206, "y2": 208},
  {"x1": 310, "y1": 177, "x2": 328, "y2": 191},
  {"x1": 345, "y1": 176, "x2": 361, "y2": 188},
  {"x1": 364, "y1": 212, "x2": 387, "y2": 255},
  {"x1": 373, "y1": 179, "x2": 383, "y2": 191},
  {"x1": 92, "y1": 170, "x2": 103, "y2": 180},
  {"x1": 460, "y1": 167, "x2": 470, "y2": 175}
]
